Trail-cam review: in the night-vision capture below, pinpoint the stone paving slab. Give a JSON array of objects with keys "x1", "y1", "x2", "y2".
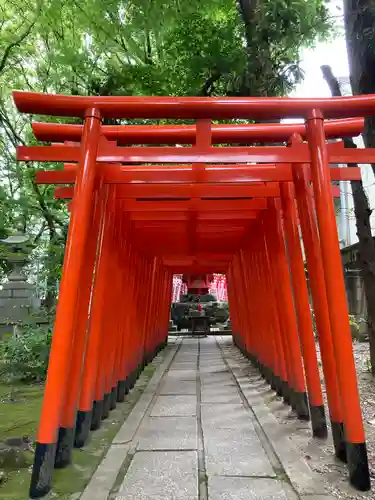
[
  {"x1": 201, "y1": 403, "x2": 255, "y2": 430},
  {"x1": 204, "y1": 431, "x2": 276, "y2": 477},
  {"x1": 208, "y1": 476, "x2": 298, "y2": 500},
  {"x1": 201, "y1": 385, "x2": 242, "y2": 404},
  {"x1": 151, "y1": 395, "x2": 197, "y2": 417},
  {"x1": 200, "y1": 373, "x2": 234, "y2": 386},
  {"x1": 137, "y1": 417, "x2": 198, "y2": 450},
  {"x1": 166, "y1": 370, "x2": 197, "y2": 381},
  {"x1": 160, "y1": 379, "x2": 197, "y2": 395},
  {"x1": 118, "y1": 451, "x2": 198, "y2": 500}
]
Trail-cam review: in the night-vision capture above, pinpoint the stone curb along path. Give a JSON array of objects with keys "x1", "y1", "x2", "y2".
[{"x1": 80, "y1": 336, "x2": 335, "y2": 500}]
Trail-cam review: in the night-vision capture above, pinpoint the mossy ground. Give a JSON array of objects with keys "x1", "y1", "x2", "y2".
[{"x1": 0, "y1": 362, "x2": 158, "y2": 499}]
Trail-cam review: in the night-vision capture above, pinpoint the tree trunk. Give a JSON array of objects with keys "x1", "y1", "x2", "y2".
[
  {"x1": 344, "y1": 0, "x2": 375, "y2": 171},
  {"x1": 321, "y1": 64, "x2": 375, "y2": 374}
]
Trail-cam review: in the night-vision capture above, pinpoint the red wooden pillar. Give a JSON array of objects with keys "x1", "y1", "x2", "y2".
[
  {"x1": 259, "y1": 221, "x2": 288, "y2": 398},
  {"x1": 30, "y1": 108, "x2": 101, "y2": 499},
  {"x1": 262, "y1": 215, "x2": 293, "y2": 405},
  {"x1": 101, "y1": 192, "x2": 120, "y2": 419},
  {"x1": 227, "y1": 267, "x2": 239, "y2": 347},
  {"x1": 248, "y1": 238, "x2": 279, "y2": 391},
  {"x1": 227, "y1": 265, "x2": 243, "y2": 350},
  {"x1": 293, "y1": 160, "x2": 345, "y2": 459},
  {"x1": 143, "y1": 257, "x2": 158, "y2": 364},
  {"x1": 92, "y1": 187, "x2": 116, "y2": 422},
  {"x1": 264, "y1": 203, "x2": 309, "y2": 419},
  {"x1": 78, "y1": 187, "x2": 114, "y2": 431},
  {"x1": 240, "y1": 249, "x2": 257, "y2": 362},
  {"x1": 232, "y1": 254, "x2": 251, "y2": 356},
  {"x1": 116, "y1": 216, "x2": 133, "y2": 402},
  {"x1": 160, "y1": 269, "x2": 172, "y2": 349},
  {"x1": 75, "y1": 186, "x2": 111, "y2": 440},
  {"x1": 158, "y1": 267, "x2": 168, "y2": 349},
  {"x1": 280, "y1": 182, "x2": 327, "y2": 438},
  {"x1": 241, "y1": 247, "x2": 268, "y2": 376},
  {"x1": 134, "y1": 254, "x2": 147, "y2": 378},
  {"x1": 127, "y1": 250, "x2": 141, "y2": 389},
  {"x1": 138, "y1": 257, "x2": 151, "y2": 370},
  {"x1": 306, "y1": 111, "x2": 370, "y2": 490},
  {"x1": 111, "y1": 202, "x2": 125, "y2": 409},
  {"x1": 55, "y1": 185, "x2": 104, "y2": 467},
  {"x1": 153, "y1": 264, "x2": 165, "y2": 353}
]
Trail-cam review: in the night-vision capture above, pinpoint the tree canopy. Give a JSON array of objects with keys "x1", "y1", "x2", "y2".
[{"x1": 0, "y1": 0, "x2": 331, "y2": 308}]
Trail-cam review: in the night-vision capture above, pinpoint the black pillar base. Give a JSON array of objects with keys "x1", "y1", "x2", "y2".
[
  {"x1": 264, "y1": 367, "x2": 272, "y2": 386},
  {"x1": 110, "y1": 387, "x2": 117, "y2": 410},
  {"x1": 54, "y1": 427, "x2": 74, "y2": 468},
  {"x1": 294, "y1": 391, "x2": 310, "y2": 421},
  {"x1": 331, "y1": 420, "x2": 347, "y2": 463},
  {"x1": 29, "y1": 442, "x2": 56, "y2": 498},
  {"x1": 117, "y1": 379, "x2": 127, "y2": 402},
  {"x1": 102, "y1": 392, "x2": 111, "y2": 419},
  {"x1": 290, "y1": 388, "x2": 297, "y2": 411},
  {"x1": 309, "y1": 405, "x2": 327, "y2": 438},
  {"x1": 75, "y1": 410, "x2": 92, "y2": 448},
  {"x1": 266, "y1": 369, "x2": 274, "y2": 387},
  {"x1": 273, "y1": 375, "x2": 282, "y2": 396},
  {"x1": 281, "y1": 380, "x2": 291, "y2": 405},
  {"x1": 128, "y1": 370, "x2": 136, "y2": 390},
  {"x1": 270, "y1": 372, "x2": 277, "y2": 391},
  {"x1": 90, "y1": 399, "x2": 104, "y2": 430},
  {"x1": 347, "y1": 442, "x2": 371, "y2": 491}
]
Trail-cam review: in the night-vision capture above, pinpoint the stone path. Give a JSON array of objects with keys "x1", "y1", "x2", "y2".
[{"x1": 82, "y1": 336, "x2": 334, "y2": 500}]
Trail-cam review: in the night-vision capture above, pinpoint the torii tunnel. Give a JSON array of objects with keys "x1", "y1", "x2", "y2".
[{"x1": 12, "y1": 90, "x2": 375, "y2": 497}]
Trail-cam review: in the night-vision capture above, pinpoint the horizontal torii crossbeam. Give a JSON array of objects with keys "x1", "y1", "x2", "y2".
[
  {"x1": 35, "y1": 164, "x2": 361, "y2": 184},
  {"x1": 32, "y1": 118, "x2": 364, "y2": 143}
]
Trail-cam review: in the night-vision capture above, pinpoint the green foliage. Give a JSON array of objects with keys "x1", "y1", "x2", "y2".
[
  {"x1": 310, "y1": 304, "x2": 367, "y2": 342},
  {"x1": 0, "y1": 0, "x2": 331, "y2": 311},
  {"x1": 1, "y1": 325, "x2": 52, "y2": 382}
]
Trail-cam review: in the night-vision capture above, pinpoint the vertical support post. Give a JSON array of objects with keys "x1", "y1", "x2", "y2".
[
  {"x1": 116, "y1": 213, "x2": 132, "y2": 402},
  {"x1": 251, "y1": 236, "x2": 282, "y2": 393},
  {"x1": 259, "y1": 225, "x2": 287, "y2": 398},
  {"x1": 75, "y1": 186, "x2": 109, "y2": 445},
  {"x1": 293, "y1": 160, "x2": 345, "y2": 459},
  {"x1": 306, "y1": 111, "x2": 370, "y2": 491},
  {"x1": 265, "y1": 202, "x2": 309, "y2": 419},
  {"x1": 262, "y1": 215, "x2": 292, "y2": 405},
  {"x1": 280, "y1": 182, "x2": 327, "y2": 437},
  {"x1": 108, "y1": 201, "x2": 123, "y2": 411},
  {"x1": 92, "y1": 187, "x2": 116, "y2": 423},
  {"x1": 55, "y1": 185, "x2": 103, "y2": 467},
  {"x1": 233, "y1": 254, "x2": 252, "y2": 357},
  {"x1": 29, "y1": 108, "x2": 101, "y2": 499}
]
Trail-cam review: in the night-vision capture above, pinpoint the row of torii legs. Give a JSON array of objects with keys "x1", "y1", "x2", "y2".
[{"x1": 27, "y1": 110, "x2": 371, "y2": 497}]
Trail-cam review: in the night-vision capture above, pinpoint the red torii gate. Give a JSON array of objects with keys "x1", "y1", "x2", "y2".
[{"x1": 12, "y1": 90, "x2": 374, "y2": 497}]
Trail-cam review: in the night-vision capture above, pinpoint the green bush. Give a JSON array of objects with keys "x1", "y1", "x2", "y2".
[
  {"x1": 1, "y1": 325, "x2": 52, "y2": 382},
  {"x1": 309, "y1": 306, "x2": 366, "y2": 341}
]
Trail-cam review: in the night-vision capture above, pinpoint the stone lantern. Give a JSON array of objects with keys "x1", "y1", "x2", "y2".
[{"x1": 0, "y1": 223, "x2": 45, "y2": 336}]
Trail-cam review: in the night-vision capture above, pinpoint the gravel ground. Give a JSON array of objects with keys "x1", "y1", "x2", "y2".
[{"x1": 266, "y1": 341, "x2": 375, "y2": 499}]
